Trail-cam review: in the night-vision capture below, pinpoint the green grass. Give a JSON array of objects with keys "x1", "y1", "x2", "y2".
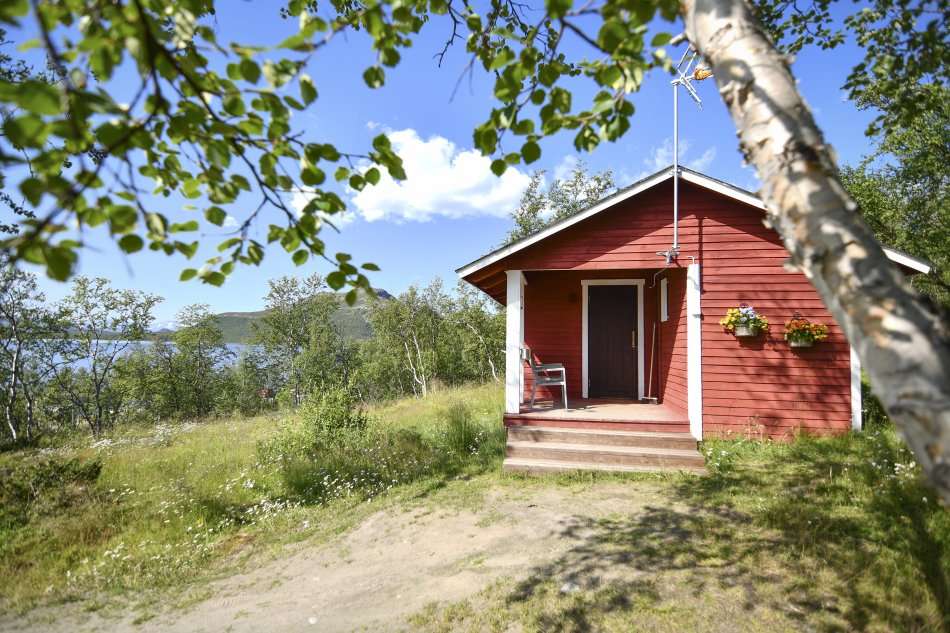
[
  {"x1": 0, "y1": 382, "x2": 505, "y2": 615},
  {"x1": 2, "y1": 384, "x2": 948, "y2": 632},
  {"x1": 410, "y1": 424, "x2": 950, "y2": 633}
]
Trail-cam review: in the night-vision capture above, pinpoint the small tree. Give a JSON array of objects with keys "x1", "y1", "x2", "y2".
[
  {"x1": 254, "y1": 274, "x2": 338, "y2": 406},
  {"x1": 0, "y1": 265, "x2": 62, "y2": 441},
  {"x1": 53, "y1": 277, "x2": 161, "y2": 436},
  {"x1": 173, "y1": 304, "x2": 233, "y2": 418},
  {"x1": 504, "y1": 162, "x2": 615, "y2": 245}
]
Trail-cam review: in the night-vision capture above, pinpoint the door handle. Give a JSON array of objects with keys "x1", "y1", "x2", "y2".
[{"x1": 631, "y1": 330, "x2": 636, "y2": 349}]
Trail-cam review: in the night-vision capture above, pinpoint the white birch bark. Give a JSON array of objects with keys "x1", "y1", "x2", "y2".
[{"x1": 682, "y1": 0, "x2": 950, "y2": 504}]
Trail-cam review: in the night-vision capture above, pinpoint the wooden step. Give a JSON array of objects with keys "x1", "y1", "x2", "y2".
[
  {"x1": 507, "y1": 426, "x2": 697, "y2": 450},
  {"x1": 504, "y1": 457, "x2": 707, "y2": 476},
  {"x1": 505, "y1": 441, "x2": 707, "y2": 470},
  {"x1": 505, "y1": 416, "x2": 691, "y2": 433}
]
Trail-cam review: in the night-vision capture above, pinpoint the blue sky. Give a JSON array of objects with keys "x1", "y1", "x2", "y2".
[{"x1": 20, "y1": 1, "x2": 878, "y2": 325}]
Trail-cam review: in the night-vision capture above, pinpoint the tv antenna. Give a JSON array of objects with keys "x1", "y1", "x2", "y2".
[{"x1": 659, "y1": 40, "x2": 713, "y2": 265}]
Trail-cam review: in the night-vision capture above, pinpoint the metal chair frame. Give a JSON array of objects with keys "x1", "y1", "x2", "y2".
[{"x1": 522, "y1": 347, "x2": 568, "y2": 410}]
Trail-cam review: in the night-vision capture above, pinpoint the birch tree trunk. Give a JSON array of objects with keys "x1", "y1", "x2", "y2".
[{"x1": 682, "y1": 0, "x2": 950, "y2": 504}]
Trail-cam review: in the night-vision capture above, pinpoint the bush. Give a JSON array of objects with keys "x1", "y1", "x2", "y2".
[
  {"x1": 259, "y1": 386, "x2": 370, "y2": 462},
  {"x1": 0, "y1": 457, "x2": 102, "y2": 530},
  {"x1": 862, "y1": 372, "x2": 889, "y2": 429}
]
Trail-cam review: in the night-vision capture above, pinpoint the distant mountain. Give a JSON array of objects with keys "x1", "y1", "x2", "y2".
[{"x1": 213, "y1": 289, "x2": 389, "y2": 343}]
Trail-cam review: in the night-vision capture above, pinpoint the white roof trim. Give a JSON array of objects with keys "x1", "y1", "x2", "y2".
[
  {"x1": 456, "y1": 166, "x2": 933, "y2": 278},
  {"x1": 883, "y1": 248, "x2": 931, "y2": 274},
  {"x1": 456, "y1": 168, "x2": 673, "y2": 278}
]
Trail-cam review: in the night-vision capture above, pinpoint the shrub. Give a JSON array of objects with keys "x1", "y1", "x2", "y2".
[
  {"x1": 862, "y1": 372, "x2": 889, "y2": 429},
  {"x1": 0, "y1": 457, "x2": 102, "y2": 530},
  {"x1": 259, "y1": 386, "x2": 370, "y2": 462}
]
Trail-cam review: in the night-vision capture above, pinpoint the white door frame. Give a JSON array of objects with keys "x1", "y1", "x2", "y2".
[{"x1": 581, "y1": 279, "x2": 645, "y2": 399}]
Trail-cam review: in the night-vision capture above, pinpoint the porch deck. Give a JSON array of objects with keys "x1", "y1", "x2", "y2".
[{"x1": 504, "y1": 399, "x2": 690, "y2": 434}]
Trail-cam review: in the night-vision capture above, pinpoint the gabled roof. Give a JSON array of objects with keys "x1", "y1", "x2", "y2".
[{"x1": 456, "y1": 166, "x2": 931, "y2": 278}]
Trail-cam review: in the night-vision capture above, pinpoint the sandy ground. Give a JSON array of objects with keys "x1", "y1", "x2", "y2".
[{"x1": 2, "y1": 483, "x2": 663, "y2": 633}]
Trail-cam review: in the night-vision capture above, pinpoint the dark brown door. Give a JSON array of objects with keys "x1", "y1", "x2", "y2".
[{"x1": 588, "y1": 285, "x2": 638, "y2": 398}]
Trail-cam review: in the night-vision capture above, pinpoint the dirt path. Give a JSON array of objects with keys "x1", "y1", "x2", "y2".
[{"x1": 4, "y1": 482, "x2": 666, "y2": 633}]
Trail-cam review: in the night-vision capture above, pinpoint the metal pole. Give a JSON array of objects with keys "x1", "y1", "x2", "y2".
[{"x1": 672, "y1": 81, "x2": 679, "y2": 253}]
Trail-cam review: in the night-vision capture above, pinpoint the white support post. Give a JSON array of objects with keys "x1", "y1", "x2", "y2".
[
  {"x1": 686, "y1": 264, "x2": 703, "y2": 440},
  {"x1": 850, "y1": 346, "x2": 863, "y2": 431},
  {"x1": 505, "y1": 271, "x2": 525, "y2": 414}
]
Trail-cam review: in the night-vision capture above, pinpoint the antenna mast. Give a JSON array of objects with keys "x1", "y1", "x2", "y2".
[{"x1": 661, "y1": 43, "x2": 710, "y2": 265}]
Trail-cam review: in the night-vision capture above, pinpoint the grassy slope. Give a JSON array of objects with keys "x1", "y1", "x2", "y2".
[{"x1": 1, "y1": 385, "x2": 948, "y2": 631}]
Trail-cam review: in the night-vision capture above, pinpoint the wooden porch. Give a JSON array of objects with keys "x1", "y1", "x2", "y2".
[
  {"x1": 502, "y1": 399, "x2": 705, "y2": 475},
  {"x1": 505, "y1": 399, "x2": 690, "y2": 434}
]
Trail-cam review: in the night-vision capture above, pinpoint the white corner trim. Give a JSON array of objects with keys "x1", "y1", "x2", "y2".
[
  {"x1": 505, "y1": 271, "x2": 524, "y2": 414},
  {"x1": 581, "y1": 279, "x2": 645, "y2": 399},
  {"x1": 850, "y1": 346, "x2": 863, "y2": 431},
  {"x1": 686, "y1": 264, "x2": 703, "y2": 440}
]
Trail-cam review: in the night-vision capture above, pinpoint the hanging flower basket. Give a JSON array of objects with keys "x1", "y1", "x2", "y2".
[
  {"x1": 720, "y1": 304, "x2": 769, "y2": 338},
  {"x1": 784, "y1": 312, "x2": 828, "y2": 348},
  {"x1": 734, "y1": 324, "x2": 760, "y2": 337}
]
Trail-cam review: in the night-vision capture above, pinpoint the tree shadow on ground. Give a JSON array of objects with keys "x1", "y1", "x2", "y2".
[{"x1": 498, "y1": 434, "x2": 949, "y2": 632}]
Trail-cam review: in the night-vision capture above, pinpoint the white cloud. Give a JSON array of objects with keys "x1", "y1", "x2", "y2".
[
  {"x1": 366, "y1": 120, "x2": 380, "y2": 131},
  {"x1": 348, "y1": 129, "x2": 533, "y2": 223},
  {"x1": 222, "y1": 215, "x2": 238, "y2": 228},
  {"x1": 687, "y1": 147, "x2": 717, "y2": 172},
  {"x1": 637, "y1": 137, "x2": 717, "y2": 178},
  {"x1": 552, "y1": 155, "x2": 579, "y2": 181},
  {"x1": 290, "y1": 189, "x2": 358, "y2": 229}
]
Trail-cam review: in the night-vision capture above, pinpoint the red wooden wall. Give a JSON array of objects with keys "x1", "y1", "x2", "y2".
[{"x1": 467, "y1": 180, "x2": 852, "y2": 436}]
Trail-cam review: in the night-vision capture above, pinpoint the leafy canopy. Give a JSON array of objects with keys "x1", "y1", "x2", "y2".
[{"x1": 0, "y1": 0, "x2": 945, "y2": 292}]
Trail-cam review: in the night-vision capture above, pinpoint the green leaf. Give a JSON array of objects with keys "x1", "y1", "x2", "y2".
[
  {"x1": 651, "y1": 32, "x2": 673, "y2": 47},
  {"x1": 203, "y1": 271, "x2": 226, "y2": 286},
  {"x1": 0, "y1": 0, "x2": 29, "y2": 23},
  {"x1": 292, "y1": 250, "x2": 309, "y2": 265},
  {"x1": 180, "y1": 268, "x2": 198, "y2": 281},
  {"x1": 326, "y1": 271, "x2": 346, "y2": 290},
  {"x1": 363, "y1": 66, "x2": 385, "y2": 89},
  {"x1": 521, "y1": 141, "x2": 541, "y2": 164},
  {"x1": 240, "y1": 59, "x2": 261, "y2": 84},
  {"x1": 119, "y1": 234, "x2": 144, "y2": 253},
  {"x1": 170, "y1": 220, "x2": 200, "y2": 233},
  {"x1": 489, "y1": 47, "x2": 515, "y2": 71},
  {"x1": 3, "y1": 115, "x2": 49, "y2": 148},
  {"x1": 222, "y1": 94, "x2": 246, "y2": 116},
  {"x1": 11, "y1": 80, "x2": 62, "y2": 115},
  {"x1": 545, "y1": 0, "x2": 572, "y2": 20},
  {"x1": 109, "y1": 205, "x2": 138, "y2": 232},
  {"x1": 44, "y1": 246, "x2": 76, "y2": 281},
  {"x1": 364, "y1": 167, "x2": 381, "y2": 185},
  {"x1": 490, "y1": 159, "x2": 507, "y2": 176},
  {"x1": 301, "y1": 166, "x2": 325, "y2": 186},
  {"x1": 205, "y1": 206, "x2": 227, "y2": 226},
  {"x1": 300, "y1": 74, "x2": 317, "y2": 105},
  {"x1": 362, "y1": 262, "x2": 381, "y2": 271}
]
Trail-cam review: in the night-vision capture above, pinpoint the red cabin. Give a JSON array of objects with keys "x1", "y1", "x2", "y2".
[{"x1": 457, "y1": 167, "x2": 929, "y2": 473}]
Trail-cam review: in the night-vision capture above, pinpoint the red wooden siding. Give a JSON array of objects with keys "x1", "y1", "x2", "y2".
[
  {"x1": 691, "y1": 186, "x2": 851, "y2": 438},
  {"x1": 465, "y1": 179, "x2": 852, "y2": 436},
  {"x1": 658, "y1": 268, "x2": 688, "y2": 415}
]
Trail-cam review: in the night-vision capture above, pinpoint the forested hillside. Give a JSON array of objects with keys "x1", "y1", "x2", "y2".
[
  {"x1": 1, "y1": 270, "x2": 501, "y2": 443},
  {"x1": 213, "y1": 289, "x2": 389, "y2": 343}
]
